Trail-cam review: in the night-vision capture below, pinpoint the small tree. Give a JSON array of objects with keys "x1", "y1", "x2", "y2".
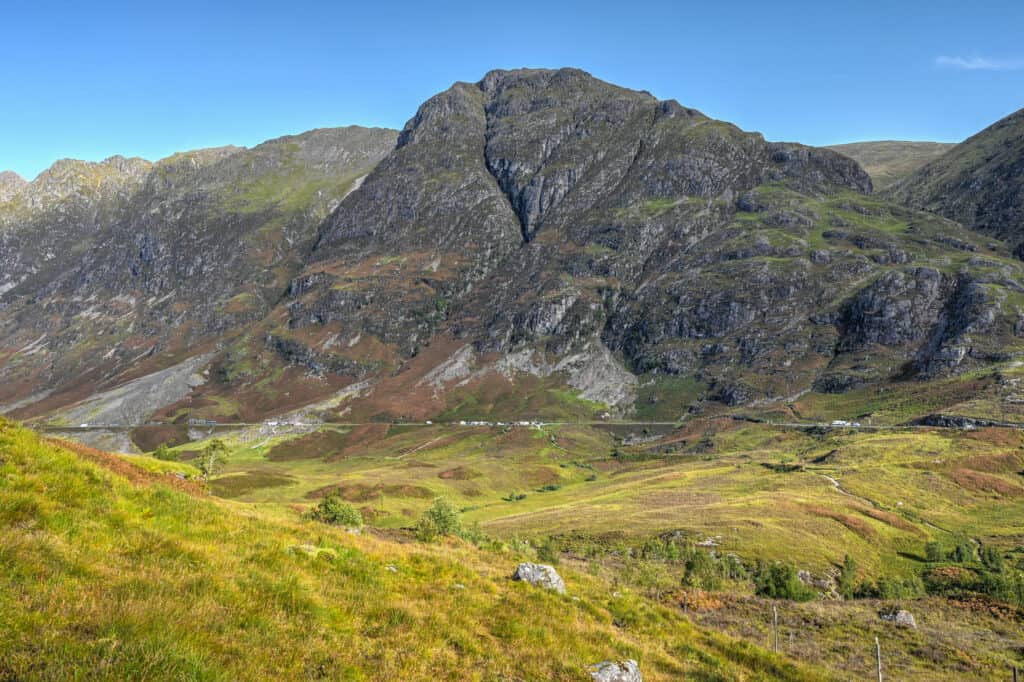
[
  {"x1": 682, "y1": 550, "x2": 724, "y2": 590},
  {"x1": 980, "y1": 545, "x2": 1004, "y2": 572},
  {"x1": 416, "y1": 497, "x2": 462, "y2": 541},
  {"x1": 951, "y1": 539, "x2": 975, "y2": 564},
  {"x1": 925, "y1": 541, "x2": 944, "y2": 563},
  {"x1": 838, "y1": 554, "x2": 858, "y2": 599},
  {"x1": 753, "y1": 562, "x2": 816, "y2": 601},
  {"x1": 153, "y1": 443, "x2": 176, "y2": 461},
  {"x1": 308, "y1": 494, "x2": 363, "y2": 527},
  {"x1": 198, "y1": 439, "x2": 228, "y2": 482},
  {"x1": 536, "y1": 536, "x2": 560, "y2": 564}
]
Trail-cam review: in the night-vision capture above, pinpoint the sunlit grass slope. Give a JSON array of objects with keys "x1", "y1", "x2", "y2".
[{"x1": 0, "y1": 419, "x2": 822, "y2": 681}]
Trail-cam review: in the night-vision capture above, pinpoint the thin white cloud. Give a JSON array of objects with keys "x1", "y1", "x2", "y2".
[{"x1": 936, "y1": 55, "x2": 1024, "y2": 71}]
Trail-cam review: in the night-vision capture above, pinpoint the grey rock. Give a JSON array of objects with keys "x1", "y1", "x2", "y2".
[
  {"x1": 512, "y1": 562, "x2": 566, "y2": 594},
  {"x1": 589, "y1": 660, "x2": 642, "y2": 682},
  {"x1": 881, "y1": 608, "x2": 917, "y2": 629}
]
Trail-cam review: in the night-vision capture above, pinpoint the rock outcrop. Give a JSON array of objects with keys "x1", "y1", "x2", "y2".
[
  {"x1": 512, "y1": 562, "x2": 566, "y2": 594},
  {"x1": 589, "y1": 660, "x2": 642, "y2": 682}
]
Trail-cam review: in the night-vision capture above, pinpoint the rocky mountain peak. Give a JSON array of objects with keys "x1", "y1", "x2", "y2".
[
  {"x1": 23, "y1": 156, "x2": 152, "y2": 210},
  {"x1": 0, "y1": 170, "x2": 27, "y2": 203}
]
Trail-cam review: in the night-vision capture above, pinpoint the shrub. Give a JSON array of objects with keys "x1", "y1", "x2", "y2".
[
  {"x1": 980, "y1": 545, "x2": 1004, "y2": 572},
  {"x1": 682, "y1": 550, "x2": 724, "y2": 590},
  {"x1": 951, "y1": 538, "x2": 976, "y2": 563},
  {"x1": 416, "y1": 497, "x2": 462, "y2": 541},
  {"x1": 752, "y1": 562, "x2": 815, "y2": 601},
  {"x1": 838, "y1": 554, "x2": 858, "y2": 599},
  {"x1": 308, "y1": 495, "x2": 363, "y2": 527},
  {"x1": 978, "y1": 566, "x2": 1024, "y2": 606},
  {"x1": 536, "y1": 536, "x2": 560, "y2": 564},
  {"x1": 923, "y1": 565, "x2": 977, "y2": 594},
  {"x1": 925, "y1": 541, "x2": 944, "y2": 563},
  {"x1": 153, "y1": 444, "x2": 176, "y2": 461},
  {"x1": 197, "y1": 439, "x2": 229, "y2": 481}
]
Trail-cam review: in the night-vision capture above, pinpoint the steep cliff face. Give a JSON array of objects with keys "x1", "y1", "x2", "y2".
[
  {"x1": 4, "y1": 69, "x2": 1024, "y2": 427},
  {"x1": 887, "y1": 108, "x2": 1024, "y2": 243},
  {"x1": 281, "y1": 69, "x2": 1023, "y2": 416},
  {"x1": 0, "y1": 127, "x2": 397, "y2": 413}
]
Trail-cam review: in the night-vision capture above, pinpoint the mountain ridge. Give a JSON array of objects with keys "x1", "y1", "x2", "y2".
[
  {"x1": 3, "y1": 68, "x2": 1024, "y2": 437},
  {"x1": 886, "y1": 107, "x2": 1024, "y2": 245}
]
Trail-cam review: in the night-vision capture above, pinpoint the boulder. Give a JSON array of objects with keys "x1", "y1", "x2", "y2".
[
  {"x1": 589, "y1": 660, "x2": 642, "y2": 682},
  {"x1": 512, "y1": 562, "x2": 566, "y2": 594},
  {"x1": 880, "y1": 608, "x2": 917, "y2": 629}
]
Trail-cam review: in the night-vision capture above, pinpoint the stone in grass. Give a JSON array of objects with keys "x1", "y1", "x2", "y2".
[
  {"x1": 589, "y1": 659, "x2": 642, "y2": 682},
  {"x1": 512, "y1": 562, "x2": 565, "y2": 594},
  {"x1": 880, "y1": 608, "x2": 917, "y2": 629}
]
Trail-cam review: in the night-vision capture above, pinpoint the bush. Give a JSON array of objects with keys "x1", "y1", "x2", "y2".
[
  {"x1": 980, "y1": 545, "x2": 1004, "y2": 572},
  {"x1": 153, "y1": 444, "x2": 176, "y2": 461},
  {"x1": 682, "y1": 550, "x2": 724, "y2": 590},
  {"x1": 752, "y1": 562, "x2": 816, "y2": 601},
  {"x1": 951, "y1": 538, "x2": 976, "y2": 563},
  {"x1": 877, "y1": 575, "x2": 925, "y2": 599},
  {"x1": 925, "y1": 541, "x2": 944, "y2": 563},
  {"x1": 197, "y1": 439, "x2": 229, "y2": 481},
  {"x1": 536, "y1": 536, "x2": 560, "y2": 564},
  {"x1": 308, "y1": 495, "x2": 363, "y2": 527},
  {"x1": 416, "y1": 497, "x2": 462, "y2": 541},
  {"x1": 978, "y1": 566, "x2": 1024, "y2": 606},
  {"x1": 838, "y1": 554, "x2": 858, "y2": 599}
]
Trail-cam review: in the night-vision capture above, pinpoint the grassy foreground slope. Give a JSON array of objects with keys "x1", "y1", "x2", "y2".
[{"x1": 0, "y1": 419, "x2": 817, "y2": 681}]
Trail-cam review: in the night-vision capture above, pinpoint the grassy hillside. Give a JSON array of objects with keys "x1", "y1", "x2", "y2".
[
  {"x1": 0, "y1": 418, "x2": 820, "y2": 681},
  {"x1": 885, "y1": 108, "x2": 1024, "y2": 241},
  {"x1": 153, "y1": 413, "x2": 1024, "y2": 678},
  {"x1": 825, "y1": 141, "x2": 955, "y2": 189},
  {"x1": 181, "y1": 417, "x2": 1024, "y2": 579}
]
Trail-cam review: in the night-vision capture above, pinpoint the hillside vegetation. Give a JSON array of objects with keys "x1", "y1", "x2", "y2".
[
  {"x1": 0, "y1": 419, "x2": 820, "y2": 681},
  {"x1": 887, "y1": 107, "x2": 1024, "y2": 244},
  {"x1": 825, "y1": 141, "x2": 955, "y2": 189}
]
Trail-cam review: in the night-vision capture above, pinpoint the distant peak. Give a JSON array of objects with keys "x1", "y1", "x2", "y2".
[{"x1": 0, "y1": 170, "x2": 28, "y2": 202}]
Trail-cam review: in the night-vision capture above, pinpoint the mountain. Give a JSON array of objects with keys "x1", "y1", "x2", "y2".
[
  {"x1": 0, "y1": 127, "x2": 397, "y2": 421},
  {"x1": 887, "y1": 108, "x2": 1024, "y2": 244},
  {"x1": 825, "y1": 141, "x2": 955, "y2": 189},
  {"x1": 4, "y1": 68, "x2": 1024, "y2": 437}
]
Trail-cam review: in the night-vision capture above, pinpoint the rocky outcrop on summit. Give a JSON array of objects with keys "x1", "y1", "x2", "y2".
[
  {"x1": 888, "y1": 107, "x2": 1024, "y2": 243},
  {"x1": 288, "y1": 68, "x2": 887, "y2": 406},
  {"x1": 0, "y1": 171, "x2": 27, "y2": 203}
]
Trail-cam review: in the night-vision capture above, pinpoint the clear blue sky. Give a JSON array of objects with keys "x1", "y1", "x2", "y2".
[{"x1": 2, "y1": 0, "x2": 1022, "y2": 179}]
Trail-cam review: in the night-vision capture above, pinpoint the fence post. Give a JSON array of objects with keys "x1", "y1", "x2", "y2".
[
  {"x1": 773, "y1": 605, "x2": 779, "y2": 654},
  {"x1": 875, "y1": 636, "x2": 882, "y2": 682}
]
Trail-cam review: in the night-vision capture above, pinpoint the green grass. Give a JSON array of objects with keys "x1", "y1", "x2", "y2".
[
  {"x1": 186, "y1": 418, "x2": 1024, "y2": 585},
  {"x1": 825, "y1": 141, "x2": 955, "y2": 189},
  {"x1": 0, "y1": 419, "x2": 823, "y2": 681}
]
